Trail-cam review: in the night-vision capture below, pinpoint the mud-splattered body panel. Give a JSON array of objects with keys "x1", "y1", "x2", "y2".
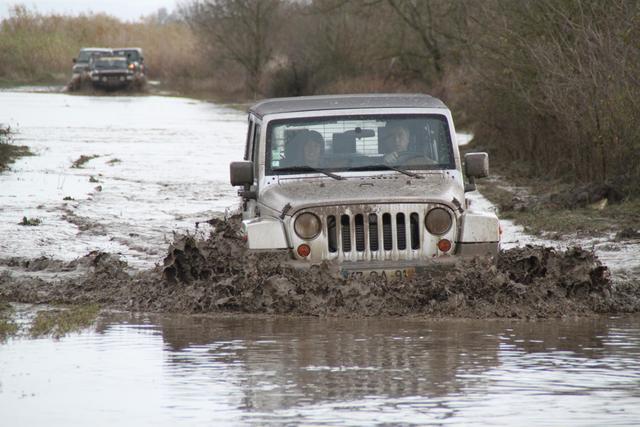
[{"x1": 232, "y1": 94, "x2": 500, "y2": 270}]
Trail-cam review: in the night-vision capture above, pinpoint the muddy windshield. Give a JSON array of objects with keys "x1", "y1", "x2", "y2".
[
  {"x1": 113, "y1": 50, "x2": 140, "y2": 61},
  {"x1": 93, "y1": 58, "x2": 128, "y2": 69},
  {"x1": 266, "y1": 115, "x2": 454, "y2": 175},
  {"x1": 77, "y1": 51, "x2": 109, "y2": 62}
]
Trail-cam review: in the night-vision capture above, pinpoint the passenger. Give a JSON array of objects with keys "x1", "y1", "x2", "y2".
[
  {"x1": 301, "y1": 130, "x2": 325, "y2": 168},
  {"x1": 382, "y1": 125, "x2": 411, "y2": 165}
]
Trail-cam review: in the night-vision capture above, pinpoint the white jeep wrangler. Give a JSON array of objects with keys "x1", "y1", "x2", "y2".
[{"x1": 230, "y1": 94, "x2": 500, "y2": 279}]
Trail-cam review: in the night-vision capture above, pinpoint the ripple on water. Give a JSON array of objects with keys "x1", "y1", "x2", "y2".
[{"x1": 2, "y1": 313, "x2": 640, "y2": 425}]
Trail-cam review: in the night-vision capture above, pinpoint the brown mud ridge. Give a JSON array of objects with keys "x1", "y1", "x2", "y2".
[{"x1": 1, "y1": 217, "x2": 639, "y2": 318}]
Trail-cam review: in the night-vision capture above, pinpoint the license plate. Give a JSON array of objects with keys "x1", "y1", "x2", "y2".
[{"x1": 341, "y1": 268, "x2": 416, "y2": 281}]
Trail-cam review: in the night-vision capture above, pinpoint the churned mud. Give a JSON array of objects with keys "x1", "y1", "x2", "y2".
[{"x1": 1, "y1": 217, "x2": 638, "y2": 319}]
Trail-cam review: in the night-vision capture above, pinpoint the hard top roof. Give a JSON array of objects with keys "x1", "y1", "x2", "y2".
[
  {"x1": 249, "y1": 94, "x2": 447, "y2": 118},
  {"x1": 80, "y1": 47, "x2": 112, "y2": 52},
  {"x1": 113, "y1": 47, "x2": 143, "y2": 52}
]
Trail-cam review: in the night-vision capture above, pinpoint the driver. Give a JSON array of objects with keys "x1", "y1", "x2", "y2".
[{"x1": 382, "y1": 125, "x2": 411, "y2": 165}]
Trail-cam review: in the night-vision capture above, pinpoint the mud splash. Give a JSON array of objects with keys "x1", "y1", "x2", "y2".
[{"x1": 1, "y1": 218, "x2": 639, "y2": 318}]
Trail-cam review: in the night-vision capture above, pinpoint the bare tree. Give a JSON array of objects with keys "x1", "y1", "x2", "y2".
[
  {"x1": 460, "y1": 0, "x2": 640, "y2": 188},
  {"x1": 384, "y1": 0, "x2": 468, "y2": 83},
  {"x1": 185, "y1": 0, "x2": 282, "y2": 97}
]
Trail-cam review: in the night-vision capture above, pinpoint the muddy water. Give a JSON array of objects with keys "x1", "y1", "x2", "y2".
[
  {"x1": 0, "y1": 91, "x2": 245, "y2": 269},
  {"x1": 2, "y1": 91, "x2": 640, "y2": 424},
  {"x1": 1, "y1": 309, "x2": 640, "y2": 426}
]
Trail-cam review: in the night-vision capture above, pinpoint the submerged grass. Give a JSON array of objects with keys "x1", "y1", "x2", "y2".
[
  {"x1": 0, "y1": 302, "x2": 19, "y2": 341},
  {"x1": 19, "y1": 216, "x2": 42, "y2": 226},
  {"x1": 71, "y1": 154, "x2": 100, "y2": 168},
  {"x1": 29, "y1": 304, "x2": 100, "y2": 339},
  {"x1": 0, "y1": 144, "x2": 31, "y2": 171},
  {"x1": 477, "y1": 180, "x2": 640, "y2": 237},
  {"x1": 0, "y1": 125, "x2": 32, "y2": 172}
]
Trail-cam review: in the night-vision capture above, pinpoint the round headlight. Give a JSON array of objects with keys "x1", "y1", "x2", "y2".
[
  {"x1": 294, "y1": 213, "x2": 321, "y2": 240},
  {"x1": 425, "y1": 208, "x2": 452, "y2": 235}
]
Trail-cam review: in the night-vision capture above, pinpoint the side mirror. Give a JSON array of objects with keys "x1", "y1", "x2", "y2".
[
  {"x1": 464, "y1": 152, "x2": 489, "y2": 192},
  {"x1": 464, "y1": 152, "x2": 489, "y2": 178},
  {"x1": 230, "y1": 161, "x2": 254, "y2": 187},
  {"x1": 72, "y1": 58, "x2": 76, "y2": 64}
]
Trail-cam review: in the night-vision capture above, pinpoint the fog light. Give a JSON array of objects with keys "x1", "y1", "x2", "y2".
[
  {"x1": 437, "y1": 239, "x2": 452, "y2": 252},
  {"x1": 297, "y1": 244, "x2": 311, "y2": 257}
]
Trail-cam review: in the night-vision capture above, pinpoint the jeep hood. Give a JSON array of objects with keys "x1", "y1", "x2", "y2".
[
  {"x1": 259, "y1": 173, "x2": 463, "y2": 215},
  {"x1": 93, "y1": 69, "x2": 132, "y2": 75},
  {"x1": 72, "y1": 63, "x2": 89, "y2": 73}
]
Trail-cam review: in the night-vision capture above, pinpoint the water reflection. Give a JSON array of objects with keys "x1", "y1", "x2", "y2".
[
  {"x1": 3, "y1": 311, "x2": 640, "y2": 425},
  {"x1": 103, "y1": 313, "x2": 640, "y2": 423},
  {"x1": 160, "y1": 317, "x2": 496, "y2": 413}
]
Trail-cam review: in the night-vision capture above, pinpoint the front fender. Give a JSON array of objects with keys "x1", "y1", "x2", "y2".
[
  {"x1": 458, "y1": 211, "x2": 500, "y2": 243},
  {"x1": 242, "y1": 217, "x2": 289, "y2": 250},
  {"x1": 455, "y1": 211, "x2": 500, "y2": 257}
]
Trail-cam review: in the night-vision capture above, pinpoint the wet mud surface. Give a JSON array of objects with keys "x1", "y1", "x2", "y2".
[{"x1": 2, "y1": 218, "x2": 638, "y2": 319}]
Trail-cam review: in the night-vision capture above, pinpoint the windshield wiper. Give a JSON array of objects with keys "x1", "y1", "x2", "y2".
[
  {"x1": 348, "y1": 164, "x2": 423, "y2": 178},
  {"x1": 273, "y1": 165, "x2": 345, "y2": 180}
]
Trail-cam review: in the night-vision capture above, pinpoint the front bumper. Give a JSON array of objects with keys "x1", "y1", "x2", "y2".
[
  {"x1": 91, "y1": 75, "x2": 133, "y2": 89},
  {"x1": 283, "y1": 241, "x2": 499, "y2": 279}
]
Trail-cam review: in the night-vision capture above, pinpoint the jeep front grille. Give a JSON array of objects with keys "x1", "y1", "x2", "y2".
[{"x1": 324, "y1": 207, "x2": 426, "y2": 261}]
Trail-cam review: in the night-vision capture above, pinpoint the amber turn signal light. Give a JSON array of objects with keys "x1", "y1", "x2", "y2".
[
  {"x1": 437, "y1": 239, "x2": 452, "y2": 252},
  {"x1": 297, "y1": 244, "x2": 311, "y2": 257}
]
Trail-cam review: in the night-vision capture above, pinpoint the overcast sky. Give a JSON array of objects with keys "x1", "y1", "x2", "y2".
[{"x1": 0, "y1": 0, "x2": 178, "y2": 21}]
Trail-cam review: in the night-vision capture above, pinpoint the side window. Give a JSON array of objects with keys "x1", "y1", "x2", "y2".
[{"x1": 244, "y1": 120, "x2": 255, "y2": 160}]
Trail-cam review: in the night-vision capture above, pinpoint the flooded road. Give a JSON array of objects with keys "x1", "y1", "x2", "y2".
[
  {"x1": 0, "y1": 91, "x2": 245, "y2": 269},
  {"x1": 2, "y1": 91, "x2": 640, "y2": 425},
  {"x1": 2, "y1": 309, "x2": 640, "y2": 426},
  {"x1": 2, "y1": 90, "x2": 637, "y2": 274}
]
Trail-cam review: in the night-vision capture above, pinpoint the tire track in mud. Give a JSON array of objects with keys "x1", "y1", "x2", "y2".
[{"x1": 1, "y1": 217, "x2": 639, "y2": 318}]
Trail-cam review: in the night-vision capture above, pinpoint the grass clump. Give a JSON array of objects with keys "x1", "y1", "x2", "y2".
[
  {"x1": 29, "y1": 304, "x2": 100, "y2": 339},
  {"x1": 0, "y1": 302, "x2": 19, "y2": 341},
  {"x1": 19, "y1": 216, "x2": 42, "y2": 226},
  {"x1": 71, "y1": 154, "x2": 100, "y2": 168},
  {"x1": 1, "y1": 124, "x2": 31, "y2": 172},
  {"x1": 478, "y1": 180, "x2": 640, "y2": 237}
]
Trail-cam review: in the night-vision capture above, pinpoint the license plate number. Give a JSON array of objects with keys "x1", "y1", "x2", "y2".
[{"x1": 342, "y1": 268, "x2": 415, "y2": 280}]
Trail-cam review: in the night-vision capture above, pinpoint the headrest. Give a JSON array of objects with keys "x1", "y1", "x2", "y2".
[{"x1": 332, "y1": 132, "x2": 356, "y2": 154}]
